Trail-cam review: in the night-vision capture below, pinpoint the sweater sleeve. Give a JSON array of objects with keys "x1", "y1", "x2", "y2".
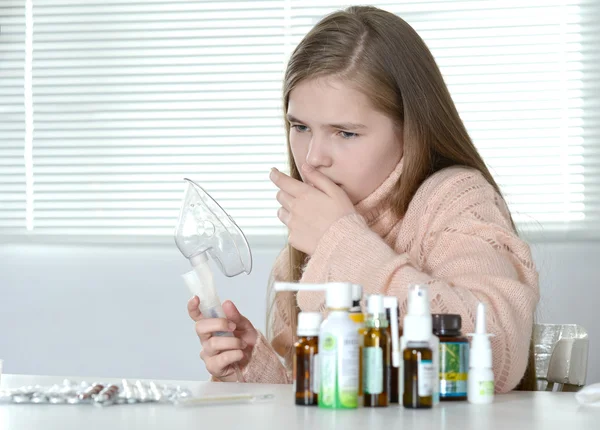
[
  {"x1": 238, "y1": 248, "x2": 293, "y2": 384},
  {"x1": 301, "y1": 169, "x2": 540, "y2": 393}
]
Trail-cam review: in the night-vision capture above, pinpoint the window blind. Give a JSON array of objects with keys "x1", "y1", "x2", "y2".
[
  {"x1": 0, "y1": 1, "x2": 26, "y2": 233},
  {"x1": 0, "y1": 0, "x2": 598, "y2": 243}
]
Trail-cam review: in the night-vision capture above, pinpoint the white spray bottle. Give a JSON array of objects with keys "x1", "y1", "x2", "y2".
[
  {"x1": 467, "y1": 302, "x2": 495, "y2": 404},
  {"x1": 275, "y1": 282, "x2": 360, "y2": 409},
  {"x1": 174, "y1": 178, "x2": 253, "y2": 382},
  {"x1": 399, "y1": 284, "x2": 440, "y2": 405}
]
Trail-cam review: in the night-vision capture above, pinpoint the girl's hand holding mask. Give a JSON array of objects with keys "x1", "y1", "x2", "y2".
[{"x1": 270, "y1": 163, "x2": 356, "y2": 255}]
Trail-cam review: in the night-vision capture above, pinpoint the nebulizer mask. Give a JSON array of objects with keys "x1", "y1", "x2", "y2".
[{"x1": 174, "y1": 178, "x2": 252, "y2": 382}]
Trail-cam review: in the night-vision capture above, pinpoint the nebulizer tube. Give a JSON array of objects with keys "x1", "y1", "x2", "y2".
[{"x1": 175, "y1": 178, "x2": 253, "y2": 383}]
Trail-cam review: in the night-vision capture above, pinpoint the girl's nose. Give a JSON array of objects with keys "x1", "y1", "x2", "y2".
[{"x1": 305, "y1": 136, "x2": 333, "y2": 169}]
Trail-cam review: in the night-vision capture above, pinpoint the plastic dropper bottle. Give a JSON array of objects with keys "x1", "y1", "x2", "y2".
[
  {"x1": 363, "y1": 294, "x2": 390, "y2": 407},
  {"x1": 467, "y1": 302, "x2": 495, "y2": 404},
  {"x1": 294, "y1": 312, "x2": 322, "y2": 406}
]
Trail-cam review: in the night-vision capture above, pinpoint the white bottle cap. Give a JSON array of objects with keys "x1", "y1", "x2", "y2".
[
  {"x1": 351, "y1": 284, "x2": 363, "y2": 302},
  {"x1": 468, "y1": 302, "x2": 494, "y2": 369},
  {"x1": 325, "y1": 282, "x2": 353, "y2": 310},
  {"x1": 297, "y1": 312, "x2": 322, "y2": 337},
  {"x1": 403, "y1": 284, "x2": 432, "y2": 342},
  {"x1": 367, "y1": 294, "x2": 385, "y2": 316}
]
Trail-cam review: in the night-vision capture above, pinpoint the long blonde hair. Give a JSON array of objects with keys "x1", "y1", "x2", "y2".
[{"x1": 270, "y1": 5, "x2": 536, "y2": 390}]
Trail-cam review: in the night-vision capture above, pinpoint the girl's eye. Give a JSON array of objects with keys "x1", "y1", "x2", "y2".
[
  {"x1": 291, "y1": 124, "x2": 309, "y2": 133},
  {"x1": 339, "y1": 131, "x2": 358, "y2": 139}
]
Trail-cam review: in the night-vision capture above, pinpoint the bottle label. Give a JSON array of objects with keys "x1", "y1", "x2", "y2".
[
  {"x1": 363, "y1": 347, "x2": 383, "y2": 394},
  {"x1": 478, "y1": 380, "x2": 494, "y2": 397},
  {"x1": 439, "y1": 342, "x2": 469, "y2": 397},
  {"x1": 418, "y1": 359, "x2": 434, "y2": 397},
  {"x1": 340, "y1": 336, "x2": 359, "y2": 406},
  {"x1": 319, "y1": 333, "x2": 358, "y2": 409},
  {"x1": 312, "y1": 353, "x2": 319, "y2": 394}
]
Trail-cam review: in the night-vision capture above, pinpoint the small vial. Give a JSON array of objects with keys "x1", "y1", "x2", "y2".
[
  {"x1": 363, "y1": 295, "x2": 390, "y2": 407},
  {"x1": 403, "y1": 342, "x2": 433, "y2": 409},
  {"x1": 293, "y1": 312, "x2": 322, "y2": 406}
]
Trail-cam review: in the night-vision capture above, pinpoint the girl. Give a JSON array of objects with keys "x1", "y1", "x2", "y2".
[{"x1": 187, "y1": 6, "x2": 539, "y2": 392}]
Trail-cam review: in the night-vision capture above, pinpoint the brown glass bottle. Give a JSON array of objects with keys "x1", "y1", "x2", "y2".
[
  {"x1": 363, "y1": 296, "x2": 390, "y2": 407},
  {"x1": 294, "y1": 335, "x2": 319, "y2": 406},
  {"x1": 403, "y1": 341, "x2": 433, "y2": 409},
  {"x1": 294, "y1": 312, "x2": 322, "y2": 406}
]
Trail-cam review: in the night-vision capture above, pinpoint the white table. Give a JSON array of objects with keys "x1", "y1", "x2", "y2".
[{"x1": 0, "y1": 374, "x2": 597, "y2": 429}]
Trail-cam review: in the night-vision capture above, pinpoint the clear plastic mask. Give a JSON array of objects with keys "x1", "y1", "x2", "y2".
[{"x1": 174, "y1": 178, "x2": 252, "y2": 277}]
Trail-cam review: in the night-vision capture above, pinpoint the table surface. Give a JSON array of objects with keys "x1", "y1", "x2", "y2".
[{"x1": 0, "y1": 374, "x2": 598, "y2": 429}]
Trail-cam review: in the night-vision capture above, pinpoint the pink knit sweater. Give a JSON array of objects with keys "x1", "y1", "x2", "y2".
[{"x1": 237, "y1": 160, "x2": 539, "y2": 393}]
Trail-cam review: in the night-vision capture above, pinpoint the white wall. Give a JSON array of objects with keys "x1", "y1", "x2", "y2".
[{"x1": 0, "y1": 241, "x2": 598, "y2": 385}]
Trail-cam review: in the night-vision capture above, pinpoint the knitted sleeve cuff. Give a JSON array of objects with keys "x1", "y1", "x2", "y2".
[{"x1": 240, "y1": 330, "x2": 290, "y2": 384}]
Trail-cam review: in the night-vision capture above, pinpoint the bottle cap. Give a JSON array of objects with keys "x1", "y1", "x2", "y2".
[
  {"x1": 366, "y1": 294, "x2": 385, "y2": 316},
  {"x1": 432, "y1": 314, "x2": 462, "y2": 335},
  {"x1": 297, "y1": 312, "x2": 322, "y2": 336},
  {"x1": 325, "y1": 282, "x2": 353, "y2": 309}
]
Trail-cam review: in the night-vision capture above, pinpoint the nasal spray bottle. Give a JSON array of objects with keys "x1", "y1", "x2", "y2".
[
  {"x1": 174, "y1": 178, "x2": 253, "y2": 383},
  {"x1": 275, "y1": 282, "x2": 359, "y2": 409},
  {"x1": 400, "y1": 284, "x2": 440, "y2": 406},
  {"x1": 467, "y1": 302, "x2": 495, "y2": 404}
]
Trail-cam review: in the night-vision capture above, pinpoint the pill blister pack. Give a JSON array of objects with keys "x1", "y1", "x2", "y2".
[{"x1": 0, "y1": 379, "x2": 193, "y2": 406}]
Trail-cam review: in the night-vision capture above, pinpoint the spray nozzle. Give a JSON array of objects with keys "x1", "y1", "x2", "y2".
[
  {"x1": 274, "y1": 282, "x2": 354, "y2": 309},
  {"x1": 468, "y1": 302, "x2": 494, "y2": 338},
  {"x1": 174, "y1": 178, "x2": 252, "y2": 277},
  {"x1": 467, "y1": 302, "x2": 495, "y2": 369},
  {"x1": 474, "y1": 302, "x2": 488, "y2": 335},
  {"x1": 403, "y1": 284, "x2": 433, "y2": 343}
]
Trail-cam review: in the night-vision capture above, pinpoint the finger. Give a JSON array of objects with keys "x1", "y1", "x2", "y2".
[
  {"x1": 277, "y1": 207, "x2": 291, "y2": 226},
  {"x1": 195, "y1": 318, "x2": 236, "y2": 343},
  {"x1": 222, "y1": 300, "x2": 255, "y2": 332},
  {"x1": 276, "y1": 189, "x2": 294, "y2": 211},
  {"x1": 187, "y1": 296, "x2": 203, "y2": 322},
  {"x1": 270, "y1": 167, "x2": 308, "y2": 197},
  {"x1": 202, "y1": 335, "x2": 247, "y2": 357},
  {"x1": 301, "y1": 163, "x2": 340, "y2": 196},
  {"x1": 205, "y1": 350, "x2": 245, "y2": 376}
]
